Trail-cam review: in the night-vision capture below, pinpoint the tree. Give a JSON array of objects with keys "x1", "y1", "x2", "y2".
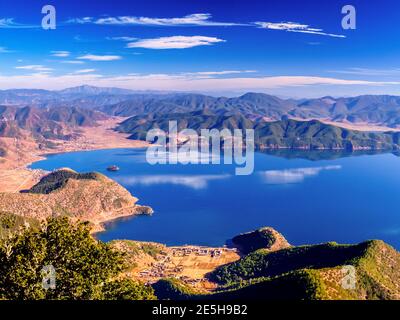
[
  {"x1": 102, "y1": 279, "x2": 156, "y2": 300},
  {"x1": 0, "y1": 217, "x2": 155, "y2": 300}
]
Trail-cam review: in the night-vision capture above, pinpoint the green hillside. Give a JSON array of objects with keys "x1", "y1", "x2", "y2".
[
  {"x1": 116, "y1": 110, "x2": 400, "y2": 151},
  {"x1": 151, "y1": 238, "x2": 400, "y2": 300},
  {"x1": 27, "y1": 168, "x2": 107, "y2": 194},
  {"x1": 206, "y1": 240, "x2": 400, "y2": 300},
  {"x1": 152, "y1": 278, "x2": 201, "y2": 300}
]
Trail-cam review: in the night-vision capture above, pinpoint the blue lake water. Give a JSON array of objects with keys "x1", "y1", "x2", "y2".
[{"x1": 30, "y1": 149, "x2": 400, "y2": 249}]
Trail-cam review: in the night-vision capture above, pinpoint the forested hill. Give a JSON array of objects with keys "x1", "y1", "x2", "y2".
[{"x1": 116, "y1": 110, "x2": 400, "y2": 151}]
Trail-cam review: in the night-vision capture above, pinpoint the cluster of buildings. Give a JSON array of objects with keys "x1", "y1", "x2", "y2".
[
  {"x1": 171, "y1": 246, "x2": 225, "y2": 257},
  {"x1": 136, "y1": 246, "x2": 238, "y2": 285}
]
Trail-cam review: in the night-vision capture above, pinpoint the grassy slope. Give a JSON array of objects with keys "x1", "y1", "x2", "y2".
[
  {"x1": 207, "y1": 240, "x2": 400, "y2": 300},
  {"x1": 153, "y1": 240, "x2": 400, "y2": 300}
]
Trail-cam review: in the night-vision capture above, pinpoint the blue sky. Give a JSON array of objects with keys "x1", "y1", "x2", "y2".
[{"x1": 0, "y1": 0, "x2": 400, "y2": 97}]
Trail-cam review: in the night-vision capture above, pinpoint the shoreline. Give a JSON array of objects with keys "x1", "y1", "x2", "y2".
[
  {"x1": 0, "y1": 117, "x2": 149, "y2": 193},
  {"x1": 0, "y1": 118, "x2": 154, "y2": 234}
]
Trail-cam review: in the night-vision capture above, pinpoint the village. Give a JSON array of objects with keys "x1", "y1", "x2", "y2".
[{"x1": 135, "y1": 245, "x2": 239, "y2": 288}]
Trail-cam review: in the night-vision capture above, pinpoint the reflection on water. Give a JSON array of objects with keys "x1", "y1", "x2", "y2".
[
  {"x1": 260, "y1": 165, "x2": 342, "y2": 185},
  {"x1": 114, "y1": 174, "x2": 231, "y2": 190},
  {"x1": 260, "y1": 149, "x2": 399, "y2": 161},
  {"x1": 30, "y1": 148, "x2": 400, "y2": 249}
]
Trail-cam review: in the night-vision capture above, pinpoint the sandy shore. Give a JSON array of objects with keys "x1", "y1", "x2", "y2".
[
  {"x1": 0, "y1": 117, "x2": 148, "y2": 193},
  {"x1": 290, "y1": 117, "x2": 400, "y2": 132}
]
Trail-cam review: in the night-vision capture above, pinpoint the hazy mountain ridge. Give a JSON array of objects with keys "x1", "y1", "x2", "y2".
[
  {"x1": 102, "y1": 91, "x2": 400, "y2": 128},
  {"x1": 0, "y1": 105, "x2": 108, "y2": 140},
  {"x1": 2, "y1": 86, "x2": 400, "y2": 127},
  {"x1": 116, "y1": 109, "x2": 400, "y2": 151}
]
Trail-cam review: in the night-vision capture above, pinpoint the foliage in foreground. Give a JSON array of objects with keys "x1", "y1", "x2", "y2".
[
  {"x1": 0, "y1": 217, "x2": 155, "y2": 300},
  {"x1": 152, "y1": 278, "x2": 201, "y2": 300}
]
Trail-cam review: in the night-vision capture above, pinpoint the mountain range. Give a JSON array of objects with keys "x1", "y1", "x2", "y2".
[
  {"x1": 116, "y1": 109, "x2": 400, "y2": 151},
  {"x1": 0, "y1": 105, "x2": 107, "y2": 141},
  {"x1": 2, "y1": 86, "x2": 400, "y2": 128}
]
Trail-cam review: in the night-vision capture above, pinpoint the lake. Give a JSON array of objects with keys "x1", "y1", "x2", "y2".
[{"x1": 30, "y1": 148, "x2": 400, "y2": 249}]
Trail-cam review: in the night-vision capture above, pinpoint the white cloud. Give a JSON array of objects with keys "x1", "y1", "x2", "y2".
[
  {"x1": 51, "y1": 51, "x2": 70, "y2": 57},
  {"x1": 107, "y1": 36, "x2": 138, "y2": 41},
  {"x1": 68, "y1": 13, "x2": 243, "y2": 27},
  {"x1": 15, "y1": 65, "x2": 53, "y2": 72},
  {"x1": 68, "y1": 17, "x2": 93, "y2": 24},
  {"x1": 73, "y1": 69, "x2": 96, "y2": 74},
  {"x1": 255, "y1": 21, "x2": 346, "y2": 38},
  {"x1": 115, "y1": 174, "x2": 230, "y2": 190},
  {"x1": 77, "y1": 54, "x2": 122, "y2": 61},
  {"x1": 61, "y1": 60, "x2": 85, "y2": 64},
  {"x1": 127, "y1": 36, "x2": 225, "y2": 49},
  {"x1": 1, "y1": 73, "x2": 399, "y2": 92},
  {"x1": 184, "y1": 70, "x2": 257, "y2": 76},
  {"x1": 0, "y1": 18, "x2": 37, "y2": 29},
  {"x1": 330, "y1": 68, "x2": 400, "y2": 76},
  {"x1": 0, "y1": 47, "x2": 12, "y2": 53},
  {"x1": 260, "y1": 165, "x2": 342, "y2": 184}
]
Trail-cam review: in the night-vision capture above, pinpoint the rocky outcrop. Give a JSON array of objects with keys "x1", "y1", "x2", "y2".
[
  {"x1": 0, "y1": 169, "x2": 152, "y2": 231},
  {"x1": 232, "y1": 227, "x2": 290, "y2": 254}
]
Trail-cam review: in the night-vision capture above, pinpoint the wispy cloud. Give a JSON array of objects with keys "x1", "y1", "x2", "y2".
[
  {"x1": 61, "y1": 60, "x2": 85, "y2": 64},
  {"x1": 51, "y1": 51, "x2": 70, "y2": 57},
  {"x1": 107, "y1": 36, "x2": 138, "y2": 41},
  {"x1": 184, "y1": 70, "x2": 257, "y2": 77},
  {"x1": 77, "y1": 54, "x2": 122, "y2": 61},
  {"x1": 1, "y1": 73, "x2": 399, "y2": 92},
  {"x1": 73, "y1": 69, "x2": 96, "y2": 74},
  {"x1": 15, "y1": 65, "x2": 53, "y2": 72},
  {"x1": 329, "y1": 68, "x2": 400, "y2": 76},
  {"x1": 255, "y1": 22, "x2": 346, "y2": 38},
  {"x1": 0, "y1": 18, "x2": 37, "y2": 29},
  {"x1": 260, "y1": 165, "x2": 342, "y2": 184},
  {"x1": 115, "y1": 174, "x2": 230, "y2": 190},
  {"x1": 0, "y1": 47, "x2": 12, "y2": 53},
  {"x1": 126, "y1": 35, "x2": 225, "y2": 49},
  {"x1": 67, "y1": 13, "x2": 244, "y2": 27},
  {"x1": 69, "y1": 17, "x2": 93, "y2": 24}
]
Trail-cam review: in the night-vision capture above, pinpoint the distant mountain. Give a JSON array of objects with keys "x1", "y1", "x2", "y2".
[
  {"x1": 0, "y1": 89, "x2": 58, "y2": 106},
  {"x1": 57, "y1": 85, "x2": 136, "y2": 96},
  {"x1": 291, "y1": 95, "x2": 400, "y2": 127},
  {"x1": 0, "y1": 86, "x2": 140, "y2": 108},
  {"x1": 2, "y1": 86, "x2": 400, "y2": 127},
  {"x1": 101, "y1": 92, "x2": 400, "y2": 128},
  {"x1": 0, "y1": 105, "x2": 108, "y2": 140},
  {"x1": 100, "y1": 92, "x2": 294, "y2": 120},
  {"x1": 116, "y1": 109, "x2": 400, "y2": 151}
]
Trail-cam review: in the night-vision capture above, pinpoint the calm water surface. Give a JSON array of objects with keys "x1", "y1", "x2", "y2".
[{"x1": 30, "y1": 149, "x2": 400, "y2": 249}]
